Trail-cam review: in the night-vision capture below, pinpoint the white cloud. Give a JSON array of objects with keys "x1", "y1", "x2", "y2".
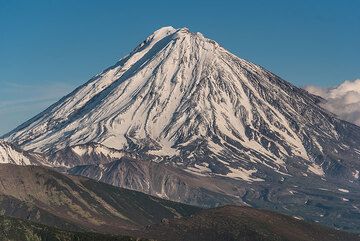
[{"x1": 305, "y1": 79, "x2": 360, "y2": 126}]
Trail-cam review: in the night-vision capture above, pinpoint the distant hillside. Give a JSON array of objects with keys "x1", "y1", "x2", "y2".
[
  {"x1": 0, "y1": 164, "x2": 358, "y2": 240},
  {"x1": 141, "y1": 206, "x2": 360, "y2": 241},
  {"x1": 0, "y1": 164, "x2": 199, "y2": 233},
  {"x1": 0, "y1": 215, "x2": 146, "y2": 241},
  {"x1": 1, "y1": 205, "x2": 358, "y2": 241}
]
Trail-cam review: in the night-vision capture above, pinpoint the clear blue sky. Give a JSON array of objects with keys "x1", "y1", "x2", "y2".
[{"x1": 0, "y1": 0, "x2": 359, "y2": 135}]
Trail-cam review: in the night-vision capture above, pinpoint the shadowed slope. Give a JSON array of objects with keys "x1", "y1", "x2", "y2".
[
  {"x1": 0, "y1": 164, "x2": 199, "y2": 233},
  {"x1": 141, "y1": 206, "x2": 360, "y2": 241},
  {"x1": 0, "y1": 215, "x2": 146, "y2": 241}
]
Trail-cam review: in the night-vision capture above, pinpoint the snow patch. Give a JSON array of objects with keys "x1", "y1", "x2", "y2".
[
  {"x1": 338, "y1": 188, "x2": 349, "y2": 193},
  {"x1": 308, "y1": 163, "x2": 324, "y2": 176},
  {"x1": 225, "y1": 166, "x2": 264, "y2": 182},
  {"x1": 353, "y1": 170, "x2": 359, "y2": 179}
]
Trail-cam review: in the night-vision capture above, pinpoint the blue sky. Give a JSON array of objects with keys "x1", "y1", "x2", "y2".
[{"x1": 0, "y1": 0, "x2": 359, "y2": 135}]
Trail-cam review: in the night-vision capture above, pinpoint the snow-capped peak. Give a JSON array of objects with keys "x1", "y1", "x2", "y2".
[
  {"x1": 151, "y1": 26, "x2": 177, "y2": 39},
  {"x1": 4, "y1": 27, "x2": 360, "y2": 181}
]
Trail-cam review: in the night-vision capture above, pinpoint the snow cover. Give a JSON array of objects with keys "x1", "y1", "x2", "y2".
[
  {"x1": 308, "y1": 163, "x2": 324, "y2": 176},
  {"x1": 186, "y1": 163, "x2": 212, "y2": 175},
  {"x1": 353, "y1": 170, "x2": 359, "y2": 179},
  {"x1": 338, "y1": 188, "x2": 350, "y2": 193},
  {"x1": 225, "y1": 166, "x2": 264, "y2": 182},
  {"x1": 71, "y1": 144, "x2": 123, "y2": 159},
  {"x1": 4, "y1": 26, "x2": 358, "y2": 181},
  {"x1": 0, "y1": 140, "x2": 31, "y2": 165}
]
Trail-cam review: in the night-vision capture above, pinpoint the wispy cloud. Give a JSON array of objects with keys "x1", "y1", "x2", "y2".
[
  {"x1": 0, "y1": 81, "x2": 74, "y2": 134},
  {"x1": 0, "y1": 81, "x2": 73, "y2": 107},
  {"x1": 305, "y1": 79, "x2": 360, "y2": 126}
]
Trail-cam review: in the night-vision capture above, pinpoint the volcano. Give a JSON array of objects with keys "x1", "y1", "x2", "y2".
[{"x1": 3, "y1": 26, "x2": 360, "y2": 232}]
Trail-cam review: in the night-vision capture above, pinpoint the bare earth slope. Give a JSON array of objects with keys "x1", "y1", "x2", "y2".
[{"x1": 0, "y1": 164, "x2": 199, "y2": 233}]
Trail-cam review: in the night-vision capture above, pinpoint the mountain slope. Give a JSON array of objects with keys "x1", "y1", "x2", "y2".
[
  {"x1": 141, "y1": 206, "x2": 360, "y2": 241},
  {"x1": 69, "y1": 156, "x2": 244, "y2": 207},
  {"x1": 49, "y1": 142, "x2": 125, "y2": 167},
  {"x1": 4, "y1": 26, "x2": 360, "y2": 180},
  {"x1": 1, "y1": 206, "x2": 358, "y2": 241},
  {"x1": 68, "y1": 157, "x2": 360, "y2": 233},
  {"x1": 3, "y1": 26, "x2": 360, "y2": 232},
  {"x1": 0, "y1": 164, "x2": 199, "y2": 233},
  {"x1": 0, "y1": 166, "x2": 356, "y2": 241},
  {"x1": 0, "y1": 140, "x2": 48, "y2": 165},
  {"x1": 0, "y1": 215, "x2": 144, "y2": 241}
]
